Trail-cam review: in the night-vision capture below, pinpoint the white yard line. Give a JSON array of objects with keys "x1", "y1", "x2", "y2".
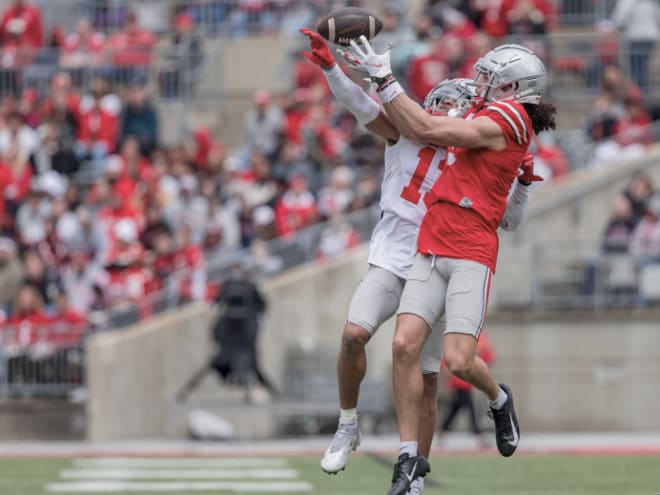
[
  {"x1": 72, "y1": 458, "x2": 288, "y2": 468},
  {"x1": 46, "y1": 481, "x2": 313, "y2": 492},
  {"x1": 60, "y1": 468, "x2": 299, "y2": 480}
]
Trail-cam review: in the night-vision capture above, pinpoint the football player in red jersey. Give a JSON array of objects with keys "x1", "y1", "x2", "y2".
[{"x1": 344, "y1": 38, "x2": 556, "y2": 495}]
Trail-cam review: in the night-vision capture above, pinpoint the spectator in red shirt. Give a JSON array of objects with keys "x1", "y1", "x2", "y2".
[
  {"x1": 18, "y1": 87, "x2": 39, "y2": 127},
  {"x1": 8, "y1": 283, "x2": 50, "y2": 346},
  {"x1": 75, "y1": 95, "x2": 119, "y2": 176},
  {"x1": 40, "y1": 71, "x2": 81, "y2": 124},
  {"x1": 60, "y1": 18, "x2": 105, "y2": 70},
  {"x1": 438, "y1": 7, "x2": 478, "y2": 40},
  {"x1": 0, "y1": 0, "x2": 43, "y2": 48},
  {"x1": 0, "y1": 0, "x2": 43, "y2": 91},
  {"x1": 283, "y1": 88, "x2": 311, "y2": 145},
  {"x1": 406, "y1": 36, "x2": 450, "y2": 103},
  {"x1": 0, "y1": 140, "x2": 33, "y2": 209},
  {"x1": 107, "y1": 10, "x2": 155, "y2": 85},
  {"x1": 274, "y1": 173, "x2": 318, "y2": 236},
  {"x1": 507, "y1": 0, "x2": 555, "y2": 35},
  {"x1": 115, "y1": 136, "x2": 153, "y2": 182},
  {"x1": 473, "y1": 0, "x2": 516, "y2": 38}
]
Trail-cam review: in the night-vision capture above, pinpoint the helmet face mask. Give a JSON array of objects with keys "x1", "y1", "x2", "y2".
[
  {"x1": 473, "y1": 44, "x2": 547, "y2": 105},
  {"x1": 423, "y1": 78, "x2": 476, "y2": 118}
]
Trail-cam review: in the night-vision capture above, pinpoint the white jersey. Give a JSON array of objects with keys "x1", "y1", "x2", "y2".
[{"x1": 368, "y1": 137, "x2": 446, "y2": 279}]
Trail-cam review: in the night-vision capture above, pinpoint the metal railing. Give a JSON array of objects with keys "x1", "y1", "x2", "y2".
[
  {"x1": 554, "y1": 0, "x2": 618, "y2": 26},
  {"x1": 529, "y1": 240, "x2": 660, "y2": 309},
  {"x1": 0, "y1": 323, "x2": 86, "y2": 397},
  {"x1": 0, "y1": 44, "x2": 203, "y2": 99}
]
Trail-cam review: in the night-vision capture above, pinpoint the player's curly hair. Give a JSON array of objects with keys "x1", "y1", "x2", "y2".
[{"x1": 523, "y1": 102, "x2": 557, "y2": 135}]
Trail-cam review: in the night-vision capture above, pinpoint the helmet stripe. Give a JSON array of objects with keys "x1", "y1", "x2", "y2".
[{"x1": 328, "y1": 18, "x2": 335, "y2": 43}]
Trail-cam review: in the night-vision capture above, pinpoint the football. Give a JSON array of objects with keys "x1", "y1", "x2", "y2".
[{"x1": 316, "y1": 7, "x2": 383, "y2": 46}]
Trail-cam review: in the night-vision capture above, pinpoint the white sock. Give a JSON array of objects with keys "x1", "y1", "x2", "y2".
[
  {"x1": 339, "y1": 408, "x2": 357, "y2": 424},
  {"x1": 399, "y1": 441, "x2": 418, "y2": 458},
  {"x1": 489, "y1": 387, "x2": 508, "y2": 410}
]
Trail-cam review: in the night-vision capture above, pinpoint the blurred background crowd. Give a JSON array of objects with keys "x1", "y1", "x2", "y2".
[{"x1": 0, "y1": 0, "x2": 658, "y2": 360}]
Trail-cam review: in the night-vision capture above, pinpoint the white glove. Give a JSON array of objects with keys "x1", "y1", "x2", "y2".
[{"x1": 339, "y1": 35, "x2": 392, "y2": 82}]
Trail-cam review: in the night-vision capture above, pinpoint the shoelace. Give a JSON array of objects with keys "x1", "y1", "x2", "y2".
[{"x1": 488, "y1": 408, "x2": 511, "y2": 438}]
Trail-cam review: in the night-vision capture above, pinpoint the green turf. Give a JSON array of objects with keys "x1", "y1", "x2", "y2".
[{"x1": 0, "y1": 454, "x2": 658, "y2": 495}]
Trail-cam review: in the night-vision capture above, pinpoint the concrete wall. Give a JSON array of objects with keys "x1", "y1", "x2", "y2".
[
  {"x1": 86, "y1": 304, "x2": 214, "y2": 440},
  {"x1": 488, "y1": 318, "x2": 660, "y2": 431}
]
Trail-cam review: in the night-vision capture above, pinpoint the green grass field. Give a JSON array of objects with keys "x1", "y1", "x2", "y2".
[{"x1": 0, "y1": 454, "x2": 658, "y2": 495}]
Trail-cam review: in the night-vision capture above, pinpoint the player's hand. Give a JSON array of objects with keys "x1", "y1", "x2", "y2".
[
  {"x1": 340, "y1": 35, "x2": 392, "y2": 81},
  {"x1": 300, "y1": 28, "x2": 335, "y2": 69},
  {"x1": 518, "y1": 152, "x2": 543, "y2": 185}
]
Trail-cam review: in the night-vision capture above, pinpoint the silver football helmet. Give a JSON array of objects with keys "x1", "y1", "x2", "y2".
[
  {"x1": 423, "y1": 78, "x2": 476, "y2": 118},
  {"x1": 473, "y1": 44, "x2": 547, "y2": 105}
]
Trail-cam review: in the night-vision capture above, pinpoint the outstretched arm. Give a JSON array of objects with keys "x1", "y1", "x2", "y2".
[
  {"x1": 341, "y1": 36, "x2": 505, "y2": 149},
  {"x1": 384, "y1": 94, "x2": 503, "y2": 149},
  {"x1": 300, "y1": 29, "x2": 398, "y2": 143},
  {"x1": 500, "y1": 153, "x2": 542, "y2": 231}
]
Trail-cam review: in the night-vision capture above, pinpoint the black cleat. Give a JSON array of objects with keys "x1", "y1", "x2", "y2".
[
  {"x1": 386, "y1": 453, "x2": 430, "y2": 495},
  {"x1": 488, "y1": 383, "x2": 520, "y2": 457}
]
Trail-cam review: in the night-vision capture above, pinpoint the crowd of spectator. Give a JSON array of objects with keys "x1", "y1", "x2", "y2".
[
  {"x1": 586, "y1": 63, "x2": 656, "y2": 168},
  {"x1": 594, "y1": 172, "x2": 660, "y2": 305},
  {"x1": 0, "y1": 1, "x2": 387, "y2": 355},
  {"x1": 603, "y1": 172, "x2": 660, "y2": 259}
]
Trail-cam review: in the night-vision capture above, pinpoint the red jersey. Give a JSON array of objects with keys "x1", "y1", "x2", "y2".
[
  {"x1": 418, "y1": 101, "x2": 532, "y2": 272},
  {"x1": 0, "y1": 2, "x2": 43, "y2": 47},
  {"x1": 109, "y1": 29, "x2": 155, "y2": 66},
  {"x1": 77, "y1": 107, "x2": 119, "y2": 151}
]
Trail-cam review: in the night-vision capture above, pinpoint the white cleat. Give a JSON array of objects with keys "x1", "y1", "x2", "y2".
[
  {"x1": 406, "y1": 477, "x2": 425, "y2": 495},
  {"x1": 320, "y1": 420, "x2": 361, "y2": 474}
]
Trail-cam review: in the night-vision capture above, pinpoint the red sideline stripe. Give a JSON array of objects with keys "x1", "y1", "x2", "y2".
[{"x1": 1, "y1": 446, "x2": 660, "y2": 459}]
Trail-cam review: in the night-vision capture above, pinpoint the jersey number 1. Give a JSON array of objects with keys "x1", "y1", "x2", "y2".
[{"x1": 400, "y1": 146, "x2": 439, "y2": 206}]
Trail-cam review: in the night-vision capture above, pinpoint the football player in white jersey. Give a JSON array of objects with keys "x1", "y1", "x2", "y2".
[{"x1": 301, "y1": 29, "x2": 539, "y2": 494}]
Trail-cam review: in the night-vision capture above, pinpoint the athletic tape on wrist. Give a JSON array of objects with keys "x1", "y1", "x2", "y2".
[{"x1": 377, "y1": 80, "x2": 403, "y2": 105}]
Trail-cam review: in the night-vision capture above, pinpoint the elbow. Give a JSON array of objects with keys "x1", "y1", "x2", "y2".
[
  {"x1": 500, "y1": 220, "x2": 516, "y2": 231},
  {"x1": 501, "y1": 216, "x2": 521, "y2": 231}
]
